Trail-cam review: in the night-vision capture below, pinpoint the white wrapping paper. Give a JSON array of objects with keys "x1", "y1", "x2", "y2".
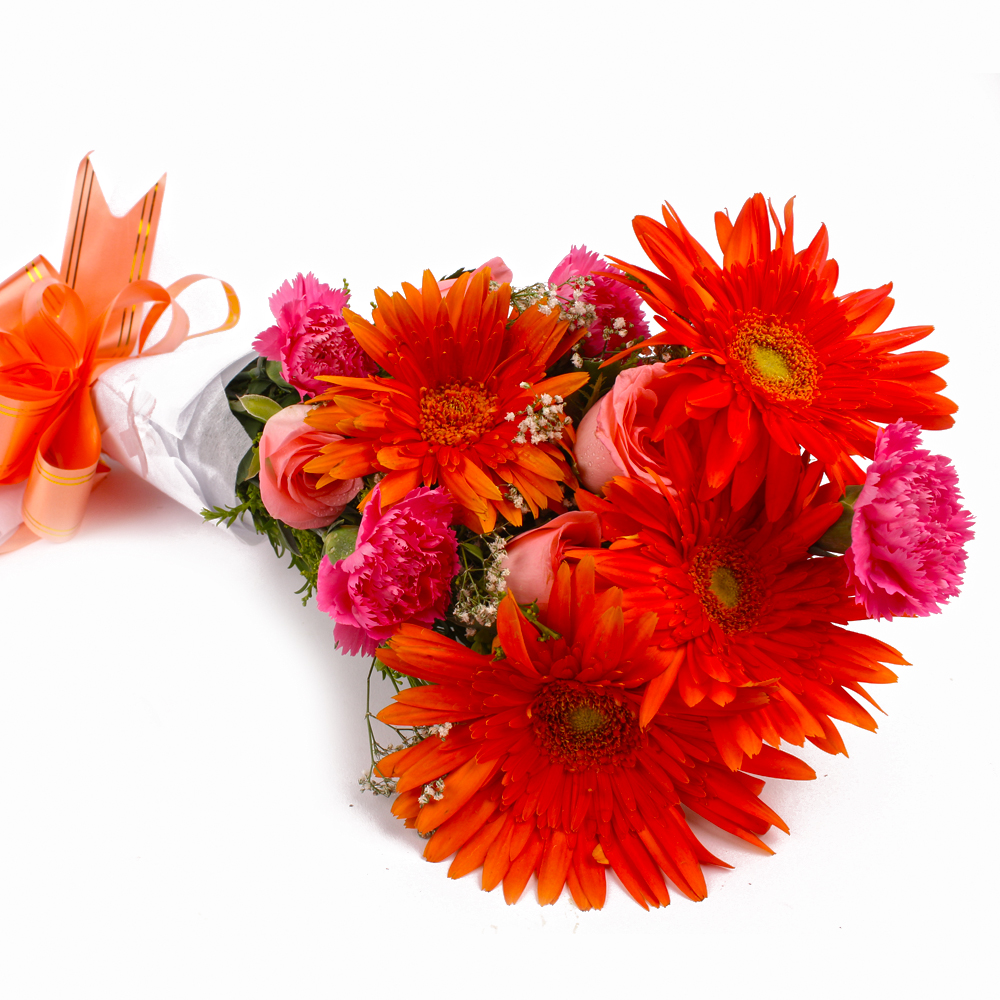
[{"x1": 0, "y1": 332, "x2": 260, "y2": 547}]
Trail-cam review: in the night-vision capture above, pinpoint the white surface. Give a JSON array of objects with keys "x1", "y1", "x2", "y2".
[{"x1": 0, "y1": 7, "x2": 997, "y2": 998}]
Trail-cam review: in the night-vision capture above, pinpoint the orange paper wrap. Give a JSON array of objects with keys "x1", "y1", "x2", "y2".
[{"x1": 0, "y1": 156, "x2": 240, "y2": 553}]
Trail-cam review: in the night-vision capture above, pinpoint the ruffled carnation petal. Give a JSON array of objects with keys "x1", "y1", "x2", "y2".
[
  {"x1": 316, "y1": 485, "x2": 461, "y2": 653},
  {"x1": 845, "y1": 419, "x2": 974, "y2": 619},
  {"x1": 253, "y1": 272, "x2": 377, "y2": 399},
  {"x1": 251, "y1": 322, "x2": 286, "y2": 362},
  {"x1": 331, "y1": 620, "x2": 378, "y2": 659}
]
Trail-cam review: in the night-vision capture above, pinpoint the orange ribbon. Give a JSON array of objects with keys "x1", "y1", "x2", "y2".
[{"x1": 0, "y1": 155, "x2": 240, "y2": 553}]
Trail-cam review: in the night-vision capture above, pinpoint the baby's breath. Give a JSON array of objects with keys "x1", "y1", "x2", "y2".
[
  {"x1": 453, "y1": 533, "x2": 510, "y2": 630},
  {"x1": 418, "y1": 777, "x2": 446, "y2": 806},
  {"x1": 511, "y1": 394, "x2": 570, "y2": 446},
  {"x1": 510, "y1": 282, "x2": 548, "y2": 314},
  {"x1": 506, "y1": 486, "x2": 528, "y2": 513}
]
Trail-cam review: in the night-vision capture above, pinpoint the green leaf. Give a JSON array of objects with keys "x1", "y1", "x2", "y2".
[
  {"x1": 265, "y1": 360, "x2": 296, "y2": 391},
  {"x1": 815, "y1": 486, "x2": 865, "y2": 554},
  {"x1": 323, "y1": 525, "x2": 360, "y2": 564},
  {"x1": 238, "y1": 394, "x2": 284, "y2": 422},
  {"x1": 242, "y1": 447, "x2": 261, "y2": 482},
  {"x1": 235, "y1": 444, "x2": 257, "y2": 484},
  {"x1": 458, "y1": 539, "x2": 485, "y2": 562}
]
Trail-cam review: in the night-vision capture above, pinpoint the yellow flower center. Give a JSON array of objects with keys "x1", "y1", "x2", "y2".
[
  {"x1": 729, "y1": 312, "x2": 819, "y2": 402},
  {"x1": 690, "y1": 540, "x2": 764, "y2": 634},
  {"x1": 419, "y1": 381, "x2": 497, "y2": 447},
  {"x1": 568, "y1": 704, "x2": 606, "y2": 734},
  {"x1": 709, "y1": 564, "x2": 741, "y2": 609},
  {"x1": 531, "y1": 681, "x2": 640, "y2": 771}
]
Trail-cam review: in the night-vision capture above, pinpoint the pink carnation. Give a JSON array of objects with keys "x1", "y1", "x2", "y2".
[
  {"x1": 548, "y1": 245, "x2": 649, "y2": 357},
  {"x1": 316, "y1": 485, "x2": 460, "y2": 657},
  {"x1": 252, "y1": 272, "x2": 376, "y2": 399},
  {"x1": 845, "y1": 419, "x2": 974, "y2": 620}
]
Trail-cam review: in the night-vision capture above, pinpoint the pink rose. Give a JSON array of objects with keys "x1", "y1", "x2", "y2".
[
  {"x1": 574, "y1": 363, "x2": 680, "y2": 494},
  {"x1": 258, "y1": 404, "x2": 362, "y2": 529},
  {"x1": 548, "y1": 245, "x2": 649, "y2": 358},
  {"x1": 252, "y1": 272, "x2": 377, "y2": 399},
  {"x1": 437, "y1": 256, "x2": 513, "y2": 294},
  {"x1": 502, "y1": 511, "x2": 601, "y2": 607},
  {"x1": 316, "y1": 485, "x2": 460, "y2": 657}
]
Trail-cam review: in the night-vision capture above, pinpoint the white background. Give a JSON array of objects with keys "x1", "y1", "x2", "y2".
[{"x1": 1, "y1": 5, "x2": 997, "y2": 998}]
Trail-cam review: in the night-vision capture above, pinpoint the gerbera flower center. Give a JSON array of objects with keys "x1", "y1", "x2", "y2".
[
  {"x1": 531, "y1": 680, "x2": 640, "y2": 771},
  {"x1": 690, "y1": 539, "x2": 764, "y2": 633},
  {"x1": 419, "y1": 381, "x2": 498, "y2": 447},
  {"x1": 729, "y1": 312, "x2": 819, "y2": 403},
  {"x1": 709, "y1": 564, "x2": 740, "y2": 608}
]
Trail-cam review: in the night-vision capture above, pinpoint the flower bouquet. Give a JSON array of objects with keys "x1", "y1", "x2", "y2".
[{"x1": 207, "y1": 197, "x2": 972, "y2": 911}]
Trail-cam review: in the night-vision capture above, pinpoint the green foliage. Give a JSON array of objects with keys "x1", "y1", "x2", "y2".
[
  {"x1": 225, "y1": 356, "x2": 300, "y2": 441},
  {"x1": 202, "y1": 479, "x2": 327, "y2": 600}
]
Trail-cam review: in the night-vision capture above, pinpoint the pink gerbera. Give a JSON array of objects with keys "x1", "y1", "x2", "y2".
[
  {"x1": 845, "y1": 419, "x2": 973, "y2": 619},
  {"x1": 548, "y1": 246, "x2": 649, "y2": 357},
  {"x1": 253, "y1": 272, "x2": 377, "y2": 398}
]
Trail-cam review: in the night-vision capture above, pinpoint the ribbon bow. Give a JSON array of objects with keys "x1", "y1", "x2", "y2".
[{"x1": 0, "y1": 156, "x2": 240, "y2": 553}]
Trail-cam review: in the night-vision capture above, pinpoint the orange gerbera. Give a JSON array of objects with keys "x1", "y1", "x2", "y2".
[
  {"x1": 575, "y1": 473, "x2": 907, "y2": 767},
  {"x1": 304, "y1": 268, "x2": 589, "y2": 532},
  {"x1": 374, "y1": 559, "x2": 813, "y2": 910},
  {"x1": 607, "y1": 195, "x2": 957, "y2": 519}
]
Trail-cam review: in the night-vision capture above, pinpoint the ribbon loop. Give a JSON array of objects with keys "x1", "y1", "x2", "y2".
[
  {"x1": 20, "y1": 277, "x2": 87, "y2": 372},
  {"x1": 22, "y1": 455, "x2": 100, "y2": 542},
  {"x1": 0, "y1": 394, "x2": 61, "y2": 483}
]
